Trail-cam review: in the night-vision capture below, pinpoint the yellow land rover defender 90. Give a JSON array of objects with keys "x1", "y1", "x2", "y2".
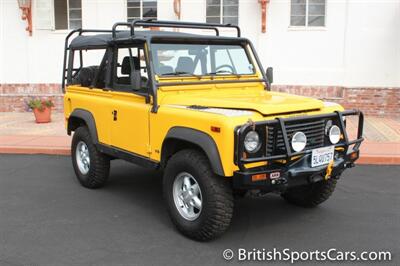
[{"x1": 63, "y1": 20, "x2": 364, "y2": 241}]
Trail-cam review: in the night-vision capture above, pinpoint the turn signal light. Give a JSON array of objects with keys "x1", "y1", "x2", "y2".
[
  {"x1": 350, "y1": 152, "x2": 358, "y2": 160},
  {"x1": 211, "y1": 126, "x2": 221, "y2": 133},
  {"x1": 252, "y1": 173, "x2": 267, "y2": 182}
]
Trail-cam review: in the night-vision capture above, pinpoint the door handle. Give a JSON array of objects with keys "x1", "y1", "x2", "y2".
[{"x1": 112, "y1": 110, "x2": 118, "y2": 121}]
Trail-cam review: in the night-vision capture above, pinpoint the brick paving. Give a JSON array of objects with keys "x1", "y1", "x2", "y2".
[
  {"x1": 0, "y1": 112, "x2": 66, "y2": 136},
  {"x1": 0, "y1": 112, "x2": 399, "y2": 164}
]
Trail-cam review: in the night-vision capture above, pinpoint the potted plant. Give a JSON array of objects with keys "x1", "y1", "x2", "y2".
[{"x1": 27, "y1": 98, "x2": 54, "y2": 123}]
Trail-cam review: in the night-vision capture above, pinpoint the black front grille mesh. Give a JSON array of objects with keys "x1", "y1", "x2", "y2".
[{"x1": 266, "y1": 120, "x2": 326, "y2": 156}]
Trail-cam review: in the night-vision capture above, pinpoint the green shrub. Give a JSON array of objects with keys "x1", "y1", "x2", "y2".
[{"x1": 27, "y1": 98, "x2": 54, "y2": 112}]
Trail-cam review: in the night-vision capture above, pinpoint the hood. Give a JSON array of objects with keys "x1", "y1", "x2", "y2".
[{"x1": 159, "y1": 90, "x2": 324, "y2": 116}]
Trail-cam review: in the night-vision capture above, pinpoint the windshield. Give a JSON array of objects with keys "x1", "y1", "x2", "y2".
[{"x1": 151, "y1": 43, "x2": 255, "y2": 77}]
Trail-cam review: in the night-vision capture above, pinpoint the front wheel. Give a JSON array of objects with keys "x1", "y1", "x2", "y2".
[
  {"x1": 281, "y1": 177, "x2": 337, "y2": 207},
  {"x1": 71, "y1": 126, "x2": 110, "y2": 189},
  {"x1": 163, "y1": 149, "x2": 234, "y2": 241}
]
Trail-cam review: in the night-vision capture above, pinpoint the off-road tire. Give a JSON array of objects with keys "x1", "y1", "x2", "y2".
[
  {"x1": 281, "y1": 178, "x2": 337, "y2": 207},
  {"x1": 71, "y1": 126, "x2": 110, "y2": 188},
  {"x1": 163, "y1": 149, "x2": 234, "y2": 241}
]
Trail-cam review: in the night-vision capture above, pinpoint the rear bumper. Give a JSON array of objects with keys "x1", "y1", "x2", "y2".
[{"x1": 232, "y1": 148, "x2": 359, "y2": 191}]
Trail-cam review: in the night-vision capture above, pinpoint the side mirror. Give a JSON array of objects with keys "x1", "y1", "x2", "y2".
[{"x1": 266, "y1": 67, "x2": 273, "y2": 84}]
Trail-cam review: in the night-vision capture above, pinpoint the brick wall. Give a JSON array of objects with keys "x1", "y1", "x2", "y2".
[
  {"x1": 272, "y1": 85, "x2": 400, "y2": 117},
  {"x1": 0, "y1": 83, "x2": 399, "y2": 116},
  {"x1": 0, "y1": 84, "x2": 63, "y2": 112}
]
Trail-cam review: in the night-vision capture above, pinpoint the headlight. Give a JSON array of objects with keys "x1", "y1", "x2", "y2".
[
  {"x1": 244, "y1": 131, "x2": 261, "y2": 153},
  {"x1": 329, "y1": 125, "x2": 341, "y2": 144},
  {"x1": 291, "y1": 131, "x2": 307, "y2": 152}
]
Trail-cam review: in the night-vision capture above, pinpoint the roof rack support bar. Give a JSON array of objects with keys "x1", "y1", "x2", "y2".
[
  {"x1": 130, "y1": 19, "x2": 241, "y2": 37},
  {"x1": 132, "y1": 20, "x2": 220, "y2": 36},
  {"x1": 112, "y1": 22, "x2": 134, "y2": 39},
  {"x1": 62, "y1": 29, "x2": 82, "y2": 92},
  {"x1": 143, "y1": 19, "x2": 240, "y2": 36}
]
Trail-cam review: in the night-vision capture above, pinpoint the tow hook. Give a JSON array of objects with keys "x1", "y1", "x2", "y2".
[{"x1": 324, "y1": 160, "x2": 334, "y2": 180}]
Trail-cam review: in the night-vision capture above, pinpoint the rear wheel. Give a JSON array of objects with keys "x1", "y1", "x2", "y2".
[
  {"x1": 163, "y1": 149, "x2": 234, "y2": 241},
  {"x1": 281, "y1": 177, "x2": 337, "y2": 207},
  {"x1": 71, "y1": 126, "x2": 110, "y2": 189}
]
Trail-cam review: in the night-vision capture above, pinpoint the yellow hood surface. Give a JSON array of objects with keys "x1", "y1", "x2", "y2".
[{"x1": 159, "y1": 89, "x2": 324, "y2": 116}]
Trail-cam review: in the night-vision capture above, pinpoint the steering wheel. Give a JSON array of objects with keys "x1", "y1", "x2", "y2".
[{"x1": 215, "y1": 64, "x2": 235, "y2": 73}]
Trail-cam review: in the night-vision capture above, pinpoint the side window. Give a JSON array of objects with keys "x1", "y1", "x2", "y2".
[
  {"x1": 54, "y1": 0, "x2": 82, "y2": 30},
  {"x1": 206, "y1": 0, "x2": 239, "y2": 25},
  {"x1": 127, "y1": 0, "x2": 158, "y2": 22},
  {"x1": 113, "y1": 46, "x2": 149, "y2": 92},
  {"x1": 290, "y1": 0, "x2": 326, "y2": 27},
  {"x1": 69, "y1": 49, "x2": 107, "y2": 88},
  {"x1": 116, "y1": 48, "x2": 137, "y2": 83}
]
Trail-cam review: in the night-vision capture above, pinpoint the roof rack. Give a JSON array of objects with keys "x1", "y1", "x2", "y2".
[
  {"x1": 111, "y1": 19, "x2": 241, "y2": 39},
  {"x1": 62, "y1": 20, "x2": 243, "y2": 92}
]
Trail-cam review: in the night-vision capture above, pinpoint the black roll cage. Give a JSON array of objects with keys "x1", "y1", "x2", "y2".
[{"x1": 62, "y1": 19, "x2": 270, "y2": 113}]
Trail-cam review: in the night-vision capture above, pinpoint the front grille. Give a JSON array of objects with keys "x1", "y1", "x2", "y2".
[{"x1": 266, "y1": 120, "x2": 326, "y2": 156}]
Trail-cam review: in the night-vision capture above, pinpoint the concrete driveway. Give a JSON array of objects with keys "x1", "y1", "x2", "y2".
[{"x1": 0, "y1": 155, "x2": 399, "y2": 266}]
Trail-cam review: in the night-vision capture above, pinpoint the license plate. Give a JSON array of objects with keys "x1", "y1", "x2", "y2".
[{"x1": 311, "y1": 146, "x2": 334, "y2": 167}]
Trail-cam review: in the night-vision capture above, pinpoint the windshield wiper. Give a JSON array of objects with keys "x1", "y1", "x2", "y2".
[
  {"x1": 206, "y1": 70, "x2": 241, "y2": 78},
  {"x1": 160, "y1": 71, "x2": 201, "y2": 79}
]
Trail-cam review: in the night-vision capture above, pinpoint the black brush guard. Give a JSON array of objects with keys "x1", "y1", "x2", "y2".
[{"x1": 233, "y1": 110, "x2": 364, "y2": 190}]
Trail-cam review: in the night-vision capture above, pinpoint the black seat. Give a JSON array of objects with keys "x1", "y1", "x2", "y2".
[
  {"x1": 119, "y1": 56, "x2": 137, "y2": 84},
  {"x1": 119, "y1": 56, "x2": 148, "y2": 90},
  {"x1": 175, "y1": 56, "x2": 195, "y2": 73},
  {"x1": 72, "y1": 66, "x2": 99, "y2": 87}
]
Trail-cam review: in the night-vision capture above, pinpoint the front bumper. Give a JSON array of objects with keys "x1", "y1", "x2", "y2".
[
  {"x1": 233, "y1": 110, "x2": 364, "y2": 191},
  {"x1": 233, "y1": 148, "x2": 359, "y2": 191}
]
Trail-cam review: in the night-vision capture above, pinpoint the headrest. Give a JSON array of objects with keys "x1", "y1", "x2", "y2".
[
  {"x1": 121, "y1": 56, "x2": 140, "y2": 74},
  {"x1": 175, "y1": 56, "x2": 194, "y2": 73}
]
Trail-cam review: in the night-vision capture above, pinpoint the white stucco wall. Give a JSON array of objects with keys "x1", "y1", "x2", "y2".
[{"x1": 0, "y1": 0, "x2": 399, "y2": 86}]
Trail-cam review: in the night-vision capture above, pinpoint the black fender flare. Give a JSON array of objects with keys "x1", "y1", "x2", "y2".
[
  {"x1": 68, "y1": 109, "x2": 99, "y2": 144},
  {"x1": 163, "y1": 127, "x2": 225, "y2": 176}
]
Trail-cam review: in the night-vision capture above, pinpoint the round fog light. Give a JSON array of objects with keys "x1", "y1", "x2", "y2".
[
  {"x1": 329, "y1": 125, "x2": 341, "y2": 144},
  {"x1": 291, "y1": 132, "x2": 307, "y2": 152},
  {"x1": 244, "y1": 131, "x2": 261, "y2": 153}
]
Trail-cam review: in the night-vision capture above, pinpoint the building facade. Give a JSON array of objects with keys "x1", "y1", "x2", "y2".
[{"x1": 0, "y1": 0, "x2": 399, "y2": 115}]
